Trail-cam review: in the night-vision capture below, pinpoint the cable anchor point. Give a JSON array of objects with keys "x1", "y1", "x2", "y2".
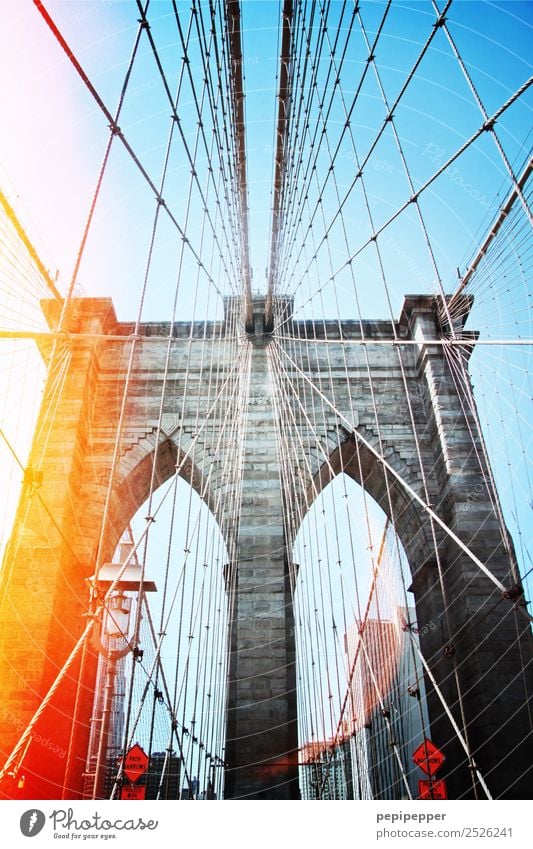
[{"x1": 502, "y1": 583, "x2": 524, "y2": 602}]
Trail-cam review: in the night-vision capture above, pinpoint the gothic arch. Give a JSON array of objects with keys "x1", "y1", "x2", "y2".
[
  {"x1": 99, "y1": 436, "x2": 219, "y2": 569},
  {"x1": 302, "y1": 433, "x2": 441, "y2": 580}
]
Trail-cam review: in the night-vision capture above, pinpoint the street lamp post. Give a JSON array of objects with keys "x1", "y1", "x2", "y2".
[{"x1": 88, "y1": 564, "x2": 157, "y2": 801}]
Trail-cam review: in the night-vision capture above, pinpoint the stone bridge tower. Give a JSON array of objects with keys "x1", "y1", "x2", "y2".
[{"x1": 0, "y1": 294, "x2": 531, "y2": 800}]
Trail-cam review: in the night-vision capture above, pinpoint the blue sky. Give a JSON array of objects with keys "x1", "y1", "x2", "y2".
[{"x1": 0, "y1": 1, "x2": 530, "y2": 324}]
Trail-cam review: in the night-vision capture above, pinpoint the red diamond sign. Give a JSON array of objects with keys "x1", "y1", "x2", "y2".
[
  {"x1": 123, "y1": 743, "x2": 149, "y2": 784},
  {"x1": 412, "y1": 738, "x2": 445, "y2": 776},
  {"x1": 419, "y1": 779, "x2": 448, "y2": 800}
]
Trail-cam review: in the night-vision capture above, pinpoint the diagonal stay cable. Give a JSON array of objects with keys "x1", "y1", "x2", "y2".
[
  {"x1": 270, "y1": 337, "x2": 532, "y2": 616},
  {"x1": 275, "y1": 0, "x2": 442, "y2": 301},
  {"x1": 137, "y1": 0, "x2": 242, "y2": 299},
  {"x1": 33, "y1": 0, "x2": 233, "y2": 299},
  {"x1": 275, "y1": 75, "x2": 533, "y2": 330},
  {"x1": 273, "y1": 0, "x2": 393, "y2": 297}
]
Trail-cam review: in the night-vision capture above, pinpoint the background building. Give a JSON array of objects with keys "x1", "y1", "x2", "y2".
[
  {"x1": 300, "y1": 733, "x2": 353, "y2": 800},
  {"x1": 146, "y1": 751, "x2": 181, "y2": 799},
  {"x1": 344, "y1": 607, "x2": 430, "y2": 799}
]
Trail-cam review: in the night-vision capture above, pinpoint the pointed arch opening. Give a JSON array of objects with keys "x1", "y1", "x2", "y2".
[
  {"x1": 86, "y1": 455, "x2": 231, "y2": 801},
  {"x1": 305, "y1": 435, "x2": 439, "y2": 581},
  {"x1": 293, "y1": 472, "x2": 431, "y2": 800},
  {"x1": 100, "y1": 437, "x2": 221, "y2": 568}
]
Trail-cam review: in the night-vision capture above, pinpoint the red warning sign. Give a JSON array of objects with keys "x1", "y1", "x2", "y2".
[
  {"x1": 412, "y1": 739, "x2": 445, "y2": 776},
  {"x1": 419, "y1": 779, "x2": 448, "y2": 800},
  {"x1": 123, "y1": 743, "x2": 149, "y2": 784},
  {"x1": 120, "y1": 783, "x2": 146, "y2": 800}
]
